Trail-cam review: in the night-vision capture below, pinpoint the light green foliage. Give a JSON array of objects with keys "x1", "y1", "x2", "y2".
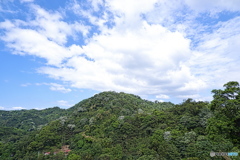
[{"x1": 68, "y1": 153, "x2": 81, "y2": 160}]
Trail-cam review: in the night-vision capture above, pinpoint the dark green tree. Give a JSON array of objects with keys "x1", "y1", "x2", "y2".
[{"x1": 209, "y1": 81, "x2": 240, "y2": 145}]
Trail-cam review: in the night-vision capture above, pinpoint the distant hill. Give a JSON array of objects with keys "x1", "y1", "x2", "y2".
[
  {"x1": 0, "y1": 107, "x2": 67, "y2": 130},
  {"x1": 0, "y1": 84, "x2": 239, "y2": 159}
]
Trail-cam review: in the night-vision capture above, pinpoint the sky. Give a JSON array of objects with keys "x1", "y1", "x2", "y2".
[{"x1": 0, "y1": 0, "x2": 240, "y2": 110}]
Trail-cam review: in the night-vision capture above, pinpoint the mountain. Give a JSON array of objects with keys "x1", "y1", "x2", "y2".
[
  {"x1": 0, "y1": 107, "x2": 68, "y2": 131},
  {"x1": 0, "y1": 83, "x2": 239, "y2": 160}
]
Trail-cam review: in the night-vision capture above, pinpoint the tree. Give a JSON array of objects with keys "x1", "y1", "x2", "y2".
[
  {"x1": 68, "y1": 153, "x2": 81, "y2": 160},
  {"x1": 150, "y1": 130, "x2": 181, "y2": 160},
  {"x1": 211, "y1": 81, "x2": 240, "y2": 115},
  {"x1": 209, "y1": 81, "x2": 240, "y2": 145}
]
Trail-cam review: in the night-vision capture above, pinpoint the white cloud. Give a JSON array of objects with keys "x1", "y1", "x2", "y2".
[
  {"x1": 39, "y1": 21, "x2": 195, "y2": 95},
  {"x1": 1, "y1": 0, "x2": 240, "y2": 102},
  {"x1": 107, "y1": 0, "x2": 158, "y2": 22},
  {"x1": 30, "y1": 5, "x2": 89, "y2": 44},
  {"x1": 34, "y1": 107, "x2": 45, "y2": 110},
  {"x1": 0, "y1": 5, "x2": 88, "y2": 66},
  {"x1": 177, "y1": 94, "x2": 212, "y2": 102},
  {"x1": 187, "y1": 16, "x2": 240, "y2": 89},
  {"x1": 89, "y1": 0, "x2": 104, "y2": 11},
  {"x1": 177, "y1": 94, "x2": 200, "y2": 99},
  {"x1": 0, "y1": 1, "x2": 16, "y2": 13},
  {"x1": 0, "y1": 106, "x2": 4, "y2": 110},
  {"x1": 184, "y1": 0, "x2": 240, "y2": 13},
  {"x1": 11, "y1": 107, "x2": 26, "y2": 110},
  {"x1": 156, "y1": 94, "x2": 170, "y2": 99},
  {"x1": 0, "y1": 24, "x2": 74, "y2": 66},
  {"x1": 21, "y1": 83, "x2": 32, "y2": 87},
  {"x1": 57, "y1": 100, "x2": 73, "y2": 107},
  {"x1": 36, "y1": 83, "x2": 72, "y2": 93},
  {"x1": 20, "y1": 0, "x2": 34, "y2": 3},
  {"x1": 49, "y1": 83, "x2": 72, "y2": 93}
]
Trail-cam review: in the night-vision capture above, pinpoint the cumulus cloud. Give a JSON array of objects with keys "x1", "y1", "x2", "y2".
[
  {"x1": 0, "y1": 5, "x2": 88, "y2": 66},
  {"x1": 38, "y1": 21, "x2": 197, "y2": 95},
  {"x1": 1, "y1": 0, "x2": 240, "y2": 102},
  {"x1": 0, "y1": 106, "x2": 4, "y2": 110}
]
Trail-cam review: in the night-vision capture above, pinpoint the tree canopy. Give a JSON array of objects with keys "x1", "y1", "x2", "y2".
[{"x1": 0, "y1": 82, "x2": 240, "y2": 159}]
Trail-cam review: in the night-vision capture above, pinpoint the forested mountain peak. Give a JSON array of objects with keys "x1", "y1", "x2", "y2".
[
  {"x1": 71, "y1": 91, "x2": 174, "y2": 116},
  {"x1": 0, "y1": 82, "x2": 240, "y2": 159}
]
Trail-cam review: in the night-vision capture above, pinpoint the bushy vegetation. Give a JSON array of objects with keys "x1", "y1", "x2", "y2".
[{"x1": 0, "y1": 82, "x2": 239, "y2": 159}]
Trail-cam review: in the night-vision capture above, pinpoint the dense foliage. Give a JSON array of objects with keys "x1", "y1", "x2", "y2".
[{"x1": 0, "y1": 82, "x2": 239, "y2": 159}]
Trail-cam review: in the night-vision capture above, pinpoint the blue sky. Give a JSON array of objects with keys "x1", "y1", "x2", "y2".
[{"x1": 1, "y1": 0, "x2": 240, "y2": 110}]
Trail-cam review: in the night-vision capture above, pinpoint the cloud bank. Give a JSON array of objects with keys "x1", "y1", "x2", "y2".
[{"x1": 1, "y1": 0, "x2": 240, "y2": 102}]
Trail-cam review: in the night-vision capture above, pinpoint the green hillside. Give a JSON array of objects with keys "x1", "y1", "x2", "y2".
[
  {"x1": 0, "y1": 107, "x2": 68, "y2": 130},
  {"x1": 0, "y1": 82, "x2": 239, "y2": 160}
]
